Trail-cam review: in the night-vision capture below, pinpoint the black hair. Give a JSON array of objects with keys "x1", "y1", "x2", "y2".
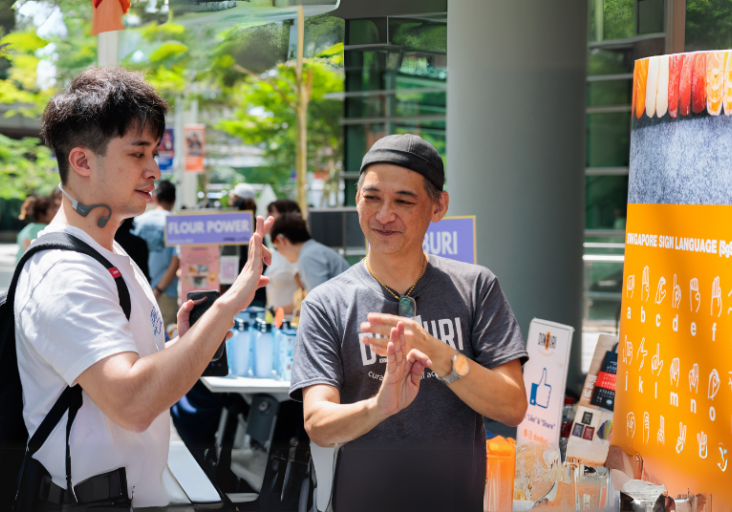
[
  {"x1": 155, "y1": 179, "x2": 176, "y2": 205},
  {"x1": 270, "y1": 213, "x2": 311, "y2": 244},
  {"x1": 267, "y1": 199, "x2": 301, "y2": 216},
  {"x1": 19, "y1": 195, "x2": 54, "y2": 222},
  {"x1": 40, "y1": 67, "x2": 168, "y2": 184},
  {"x1": 235, "y1": 197, "x2": 257, "y2": 212}
]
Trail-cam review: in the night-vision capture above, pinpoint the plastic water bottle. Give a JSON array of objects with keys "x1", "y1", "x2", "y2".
[
  {"x1": 226, "y1": 324, "x2": 238, "y2": 374},
  {"x1": 232, "y1": 320, "x2": 251, "y2": 377},
  {"x1": 272, "y1": 326, "x2": 281, "y2": 379},
  {"x1": 278, "y1": 328, "x2": 297, "y2": 381},
  {"x1": 253, "y1": 320, "x2": 274, "y2": 378}
]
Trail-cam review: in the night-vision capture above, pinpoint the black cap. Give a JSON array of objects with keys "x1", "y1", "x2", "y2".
[{"x1": 360, "y1": 134, "x2": 444, "y2": 191}]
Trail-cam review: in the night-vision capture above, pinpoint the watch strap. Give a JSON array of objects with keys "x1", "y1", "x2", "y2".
[{"x1": 439, "y1": 354, "x2": 463, "y2": 385}]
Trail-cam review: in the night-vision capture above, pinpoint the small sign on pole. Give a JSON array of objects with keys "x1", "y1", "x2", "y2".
[
  {"x1": 516, "y1": 319, "x2": 574, "y2": 450},
  {"x1": 422, "y1": 215, "x2": 476, "y2": 264},
  {"x1": 166, "y1": 211, "x2": 254, "y2": 246},
  {"x1": 184, "y1": 124, "x2": 205, "y2": 173},
  {"x1": 158, "y1": 127, "x2": 175, "y2": 174}
]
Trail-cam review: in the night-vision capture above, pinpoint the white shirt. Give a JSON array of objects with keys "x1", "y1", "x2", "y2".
[
  {"x1": 265, "y1": 250, "x2": 299, "y2": 308},
  {"x1": 14, "y1": 224, "x2": 172, "y2": 507}
]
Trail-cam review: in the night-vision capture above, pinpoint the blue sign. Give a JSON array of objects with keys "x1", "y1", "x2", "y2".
[
  {"x1": 422, "y1": 216, "x2": 476, "y2": 264},
  {"x1": 166, "y1": 211, "x2": 253, "y2": 246}
]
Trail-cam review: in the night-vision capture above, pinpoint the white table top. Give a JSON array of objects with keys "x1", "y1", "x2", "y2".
[{"x1": 201, "y1": 375, "x2": 291, "y2": 395}]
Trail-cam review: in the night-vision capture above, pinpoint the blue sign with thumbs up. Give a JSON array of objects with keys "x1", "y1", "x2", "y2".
[{"x1": 530, "y1": 368, "x2": 552, "y2": 409}]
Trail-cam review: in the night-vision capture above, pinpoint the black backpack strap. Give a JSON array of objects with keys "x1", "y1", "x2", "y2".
[
  {"x1": 9, "y1": 232, "x2": 132, "y2": 502},
  {"x1": 17, "y1": 232, "x2": 131, "y2": 320}
]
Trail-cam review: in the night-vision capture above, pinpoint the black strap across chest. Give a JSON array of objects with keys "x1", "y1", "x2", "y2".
[{"x1": 10, "y1": 232, "x2": 131, "y2": 501}]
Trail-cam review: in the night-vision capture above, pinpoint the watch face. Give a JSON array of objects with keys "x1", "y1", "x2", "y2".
[{"x1": 454, "y1": 354, "x2": 470, "y2": 377}]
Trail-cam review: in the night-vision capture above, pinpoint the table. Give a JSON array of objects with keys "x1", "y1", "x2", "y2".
[
  {"x1": 200, "y1": 374, "x2": 334, "y2": 511},
  {"x1": 201, "y1": 375, "x2": 291, "y2": 402}
]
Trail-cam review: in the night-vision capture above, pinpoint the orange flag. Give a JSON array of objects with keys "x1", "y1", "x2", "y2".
[{"x1": 91, "y1": 0, "x2": 130, "y2": 36}]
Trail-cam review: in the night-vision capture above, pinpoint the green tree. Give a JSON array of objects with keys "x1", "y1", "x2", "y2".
[
  {"x1": 0, "y1": 134, "x2": 58, "y2": 199},
  {"x1": 685, "y1": 0, "x2": 732, "y2": 51},
  {"x1": 215, "y1": 55, "x2": 343, "y2": 199}
]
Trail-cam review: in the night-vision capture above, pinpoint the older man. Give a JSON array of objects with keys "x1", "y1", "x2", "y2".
[{"x1": 289, "y1": 134, "x2": 529, "y2": 511}]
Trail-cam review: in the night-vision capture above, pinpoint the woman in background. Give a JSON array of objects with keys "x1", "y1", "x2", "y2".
[
  {"x1": 265, "y1": 199, "x2": 302, "y2": 313},
  {"x1": 15, "y1": 193, "x2": 59, "y2": 263}
]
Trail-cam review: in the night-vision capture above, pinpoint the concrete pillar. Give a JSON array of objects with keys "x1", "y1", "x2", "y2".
[{"x1": 446, "y1": 0, "x2": 587, "y2": 392}]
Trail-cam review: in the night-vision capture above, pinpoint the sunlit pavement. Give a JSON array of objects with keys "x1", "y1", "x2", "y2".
[{"x1": 0, "y1": 243, "x2": 18, "y2": 295}]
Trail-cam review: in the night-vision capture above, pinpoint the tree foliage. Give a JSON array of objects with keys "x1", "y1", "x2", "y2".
[
  {"x1": 0, "y1": 6, "x2": 345, "y2": 201},
  {"x1": 685, "y1": 0, "x2": 732, "y2": 51},
  {"x1": 0, "y1": 134, "x2": 58, "y2": 199},
  {"x1": 215, "y1": 55, "x2": 343, "y2": 197}
]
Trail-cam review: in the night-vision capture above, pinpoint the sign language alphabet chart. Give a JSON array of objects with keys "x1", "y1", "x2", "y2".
[{"x1": 617, "y1": 204, "x2": 732, "y2": 506}]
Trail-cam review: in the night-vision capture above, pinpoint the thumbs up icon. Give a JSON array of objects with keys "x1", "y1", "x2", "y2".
[{"x1": 530, "y1": 368, "x2": 552, "y2": 409}]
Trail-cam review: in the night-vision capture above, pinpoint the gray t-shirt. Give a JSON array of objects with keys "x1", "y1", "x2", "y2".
[
  {"x1": 297, "y1": 239, "x2": 350, "y2": 292},
  {"x1": 290, "y1": 254, "x2": 528, "y2": 512}
]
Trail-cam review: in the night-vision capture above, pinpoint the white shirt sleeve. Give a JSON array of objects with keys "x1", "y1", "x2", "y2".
[{"x1": 16, "y1": 255, "x2": 139, "y2": 386}]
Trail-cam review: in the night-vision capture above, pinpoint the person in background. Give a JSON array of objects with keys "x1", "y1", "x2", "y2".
[
  {"x1": 15, "y1": 194, "x2": 59, "y2": 263},
  {"x1": 229, "y1": 182, "x2": 257, "y2": 209},
  {"x1": 270, "y1": 213, "x2": 350, "y2": 292},
  {"x1": 115, "y1": 217, "x2": 150, "y2": 281},
  {"x1": 236, "y1": 196, "x2": 267, "y2": 307},
  {"x1": 264, "y1": 200, "x2": 301, "y2": 313},
  {"x1": 133, "y1": 179, "x2": 179, "y2": 327}
]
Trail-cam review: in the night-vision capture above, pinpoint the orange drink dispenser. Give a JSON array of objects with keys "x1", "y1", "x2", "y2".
[{"x1": 484, "y1": 436, "x2": 515, "y2": 512}]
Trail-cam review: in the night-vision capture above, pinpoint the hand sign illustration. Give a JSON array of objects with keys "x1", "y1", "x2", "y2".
[
  {"x1": 698, "y1": 431, "x2": 708, "y2": 459},
  {"x1": 672, "y1": 275, "x2": 681, "y2": 309},
  {"x1": 708, "y1": 369, "x2": 720, "y2": 400},
  {"x1": 624, "y1": 336, "x2": 633, "y2": 365},
  {"x1": 676, "y1": 423, "x2": 686, "y2": 453},
  {"x1": 670, "y1": 358, "x2": 680, "y2": 387},
  {"x1": 643, "y1": 412, "x2": 650, "y2": 445},
  {"x1": 642, "y1": 266, "x2": 650, "y2": 302},
  {"x1": 690, "y1": 278, "x2": 700, "y2": 312},
  {"x1": 655, "y1": 276, "x2": 667, "y2": 304},
  {"x1": 651, "y1": 343, "x2": 663, "y2": 376},
  {"x1": 627, "y1": 275, "x2": 635, "y2": 298},
  {"x1": 719, "y1": 444, "x2": 728, "y2": 472},
  {"x1": 657, "y1": 415, "x2": 665, "y2": 446},
  {"x1": 711, "y1": 277, "x2": 722, "y2": 316},
  {"x1": 637, "y1": 338, "x2": 648, "y2": 372},
  {"x1": 627, "y1": 412, "x2": 636, "y2": 439},
  {"x1": 530, "y1": 368, "x2": 552, "y2": 409},
  {"x1": 689, "y1": 364, "x2": 699, "y2": 393}
]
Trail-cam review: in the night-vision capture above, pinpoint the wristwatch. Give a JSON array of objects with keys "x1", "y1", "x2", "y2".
[{"x1": 439, "y1": 353, "x2": 470, "y2": 385}]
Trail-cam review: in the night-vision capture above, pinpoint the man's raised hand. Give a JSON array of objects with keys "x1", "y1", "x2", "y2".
[{"x1": 372, "y1": 321, "x2": 432, "y2": 418}]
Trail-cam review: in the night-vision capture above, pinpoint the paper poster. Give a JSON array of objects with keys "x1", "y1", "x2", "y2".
[
  {"x1": 179, "y1": 245, "x2": 219, "y2": 300},
  {"x1": 422, "y1": 216, "x2": 476, "y2": 264},
  {"x1": 566, "y1": 334, "x2": 618, "y2": 466},
  {"x1": 516, "y1": 319, "x2": 574, "y2": 450},
  {"x1": 219, "y1": 255, "x2": 239, "y2": 285},
  {"x1": 184, "y1": 124, "x2": 205, "y2": 173},
  {"x1": 158, "y1": 127, "x2": 174, "y2": 173},
  {"x1": 614, "y1": 51, "x2": 732, "y2": 509}
]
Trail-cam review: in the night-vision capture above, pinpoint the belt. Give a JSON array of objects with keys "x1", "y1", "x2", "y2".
[{"x1": 38, "y1": 467, "x2": 129, "y2": 506}]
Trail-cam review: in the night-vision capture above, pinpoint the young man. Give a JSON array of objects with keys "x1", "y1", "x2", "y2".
[
  {"x1": 270, "y1": 213, "x2": 350, "y2": 292},
  {"x1": 289, "y1": 134, "x2": 529, "y2": 511},
  {"x1": 133, "y1": 179, "x2": 179, "y2": 327},
  {"x1": 14, "y1": 68, "x2": 273, "y2": 508}
]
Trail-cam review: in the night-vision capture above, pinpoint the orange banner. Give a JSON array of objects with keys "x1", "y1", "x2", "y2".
[{"x1": 616, "y1": 203, "x2": 732, "y2": 509}]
